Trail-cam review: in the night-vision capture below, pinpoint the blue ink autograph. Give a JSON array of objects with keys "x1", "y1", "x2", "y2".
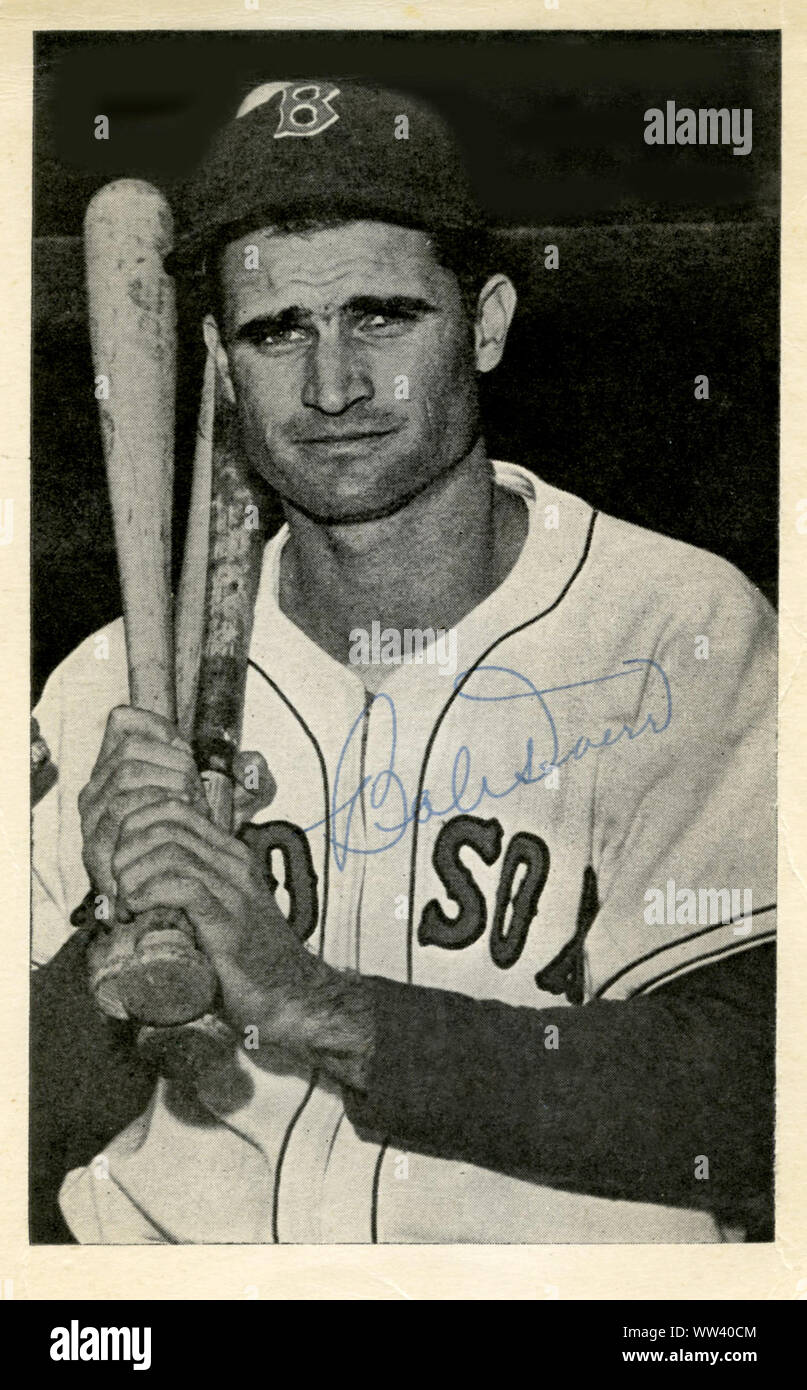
[{"x1": 303, "y1": 659, "x2": 672, "y2": 869}]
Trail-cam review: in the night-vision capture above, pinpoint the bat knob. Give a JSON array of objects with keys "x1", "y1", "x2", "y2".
[
  {"x1": 89, "y1": 914, "x2": 218, "y2": 1026},
  {"x1": 116, "y1": 929, "x2": 219, "y2": 1026}
]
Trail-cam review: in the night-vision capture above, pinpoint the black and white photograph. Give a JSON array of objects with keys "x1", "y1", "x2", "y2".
[{"x1": 29, "y1": 28, "x2": 779, "y2": 1252}]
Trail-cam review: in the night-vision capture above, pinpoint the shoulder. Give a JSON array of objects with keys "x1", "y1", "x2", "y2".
[
  {"x1": 500, "y1": 461, "x2": 773, "y2": 627},
  {"x1": 495, "y1": 462, "x2": 774, "y2": 646},
  {"x1": 37, "y1": 618, "x2": 128, "y2": 705},
  {"x1": 586, "y1": 508, "x2": 774, "y2": 635},
  {"x1": 34, "y1": 617, "x2": 129, "y2": 760},
  {"x1": 594, "y1": 508, "x2": 768, "y2": 599}
]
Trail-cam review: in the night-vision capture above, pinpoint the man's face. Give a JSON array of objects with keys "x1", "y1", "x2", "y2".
[{"x1": 212, "y1": 221, "x2": 482, "y2": 524}]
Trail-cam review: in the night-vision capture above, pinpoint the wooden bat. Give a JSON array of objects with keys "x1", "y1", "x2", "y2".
[
  {"x1": 192, "y1": 399, "x2": 264, "y2": 828},
  {"x1": 175, "y1": 350, "x2": 216, "y2": 743},
  {"x1": 134, "y1": 395, "x2": 266, "y2": 1077},
  {"x1": 83, "y1": 179, "x2": 219, "y2": 1027}
]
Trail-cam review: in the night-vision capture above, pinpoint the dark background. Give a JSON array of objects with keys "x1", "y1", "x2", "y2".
[{"x1": 32, "y1": 30, "x2": 780, "y2": 703}]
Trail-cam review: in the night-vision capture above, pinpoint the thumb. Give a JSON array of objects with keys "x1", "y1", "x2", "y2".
[{"x1": 231, "y1": 751, "x2": 276, "y2": 828}]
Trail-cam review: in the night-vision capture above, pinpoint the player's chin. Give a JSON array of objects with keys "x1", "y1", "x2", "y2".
[
  {"x1": 275, "y1": 450, "x2": 440, "y2": 525},
  {"x1": 283, "y1": 477, "x2": 424, "y2": 526}
]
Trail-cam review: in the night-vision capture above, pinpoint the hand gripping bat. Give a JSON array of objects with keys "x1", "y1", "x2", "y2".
[{"x1": 83, "y1": 180, "x2": 263, "y2": 1037}]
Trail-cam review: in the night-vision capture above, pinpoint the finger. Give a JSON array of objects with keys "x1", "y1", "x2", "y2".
[
  {"x1": 125, "y1": 872, "x2": 234, "y2": 946},
  {"x1": 116, "y1": 825, "x2": 253, "y2": 901},
  {"x1": 113, "y1": 810, "x2": 253, "y2": 896},
  {"x1": 119, "y1": 797, "x2": 253, "y2": 864},
  {"x1": 81, "y1": 738, "x2": 201, "y2": 828},
  {"x1": 102, "y1": 785, "x2": 190, "y2": 837},
  {"x1": 80, "y1": 856, "x2": 117, "y2": 907},
  {"x1": 116, "y1": 840, "x2": 215, "y2": 902},
  {"x1": 99, "y1": 758, "x2": 201, "y2": 810},
  {"x1": 120, "y1": 850, "x2": 242, "y2": 936},
  {"x1": 95, "y1": 734, "x2": 201, "y2": 791},
  {"x1": 85, "y1": 787, "x2": 182, "y2": 891},
  {"x1": 81, "y1": 773, "x2": 195, "y2": 852},
  {"x1": 97, "y1": 705, "x2": 181, "y2": 765}
]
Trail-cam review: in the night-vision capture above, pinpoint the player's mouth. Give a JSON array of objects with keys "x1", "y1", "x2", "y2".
[{"x1": 295, "y1": 427, "x2": 400, "y2": 449}]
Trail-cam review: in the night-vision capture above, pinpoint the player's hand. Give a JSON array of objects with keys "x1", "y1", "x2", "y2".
[
  {"x1": 78, "y1": 705, "x2": 275, "y2": 919},
  {"x1": 111, "y1": 797, "x2": 307, "y2": 1029},
  {"x1": 78, "y1": 706, "x2": 206, "y2": 917}
]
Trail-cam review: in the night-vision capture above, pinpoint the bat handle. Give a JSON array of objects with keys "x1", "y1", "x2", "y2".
[
  {"x1": 200, "y1": 765, "x2": 235, "y2": 832},
  {"x1": 88, "y1": 763, "x2": 234, "y2": 1027},
  {"x1": 127, "y1": 770, "x2": 238, "y2": 1070}
]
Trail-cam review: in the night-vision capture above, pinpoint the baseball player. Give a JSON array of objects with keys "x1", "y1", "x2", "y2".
[{"x1": 31, "y1": 80, "x2": 775, "y2": 1244}]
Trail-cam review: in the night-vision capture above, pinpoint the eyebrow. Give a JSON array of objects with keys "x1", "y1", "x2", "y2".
[{"x1": 233, "y1": 294, "x2": 439, "y2": 343}]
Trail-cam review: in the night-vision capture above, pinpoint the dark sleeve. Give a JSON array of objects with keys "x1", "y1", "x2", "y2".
[
  {"x1": 29, "y1": 929, "x2": 158, "y2": 1243},
  {"x1": 343, "y1": 944, "x2": 775, "y2": 1237}
]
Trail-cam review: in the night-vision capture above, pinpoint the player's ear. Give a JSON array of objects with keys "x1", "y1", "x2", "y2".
[
  {"x1": 473, "y1": 275, "x2": 517, "y2": 374},
  {"x1": 203, "y1": 313, "x2": 237, "y2": 407}
]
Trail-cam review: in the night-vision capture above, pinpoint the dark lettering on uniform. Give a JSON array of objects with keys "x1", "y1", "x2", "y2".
[
  {"x1": 489, "y1": 831, "x2": 550, "y2": 968},
  {"x1": 534, "y1": 864, "x2": 599, "y2": 1003},
  {"x1": 255, "y1": 820, "x2": 319, "y2": 941},
  {"x1": 418, "y1": 814, "x2": 503, "y2": 949}
]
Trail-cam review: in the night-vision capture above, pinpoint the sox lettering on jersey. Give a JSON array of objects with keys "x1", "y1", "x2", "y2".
[
  {"x1": 251, "y1": 819, "x2": 319, "y2": 940},
  {"x1": 252, "y1": 811, "x2": 557, "y2": 973},
  {"x1": 419, "y1": 815, "x2": 551, "y2": 969}
]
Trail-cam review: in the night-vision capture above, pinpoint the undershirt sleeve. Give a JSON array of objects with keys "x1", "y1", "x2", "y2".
[
  {"x1": 343, "y1": 943, "x2": 775, "y2": 1234},
  {"x1": 29, "y1": 927, "x2": 158, "y2": 1243}
]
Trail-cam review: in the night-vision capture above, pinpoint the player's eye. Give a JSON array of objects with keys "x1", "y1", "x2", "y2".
[
  {"x1": 253, "y1": 326, "x2": 309, "y2": 352},
  {"x1": 236, "y1": 319, "x2": 311, "y2": 353},
  {"x1": 355, "y1": 311, "x2": 417, "y2": 339}
]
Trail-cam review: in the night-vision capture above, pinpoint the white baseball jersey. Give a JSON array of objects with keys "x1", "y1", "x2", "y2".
[{"x1": 33, "y1": 461, "x2": 776, "y2": 1244}]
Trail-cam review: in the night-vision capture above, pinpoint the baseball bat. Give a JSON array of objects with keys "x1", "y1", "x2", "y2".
[
  {"x1": 192, "y1": 396, "x2": 264, "y2": 828},
  {"x1": 84, "y1": 179, "x2": 217, "y2": 1026},
  {"x1": 135, "y1": 395, "x2": 266, "y2": 1076},
  {"x1": 175, "y1": 350, "x2": 216, "y2": 744}
]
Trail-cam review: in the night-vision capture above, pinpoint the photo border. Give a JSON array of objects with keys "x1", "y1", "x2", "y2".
[{"x1": 1, "y1": 0, "x2": 804, "y2": 1301}]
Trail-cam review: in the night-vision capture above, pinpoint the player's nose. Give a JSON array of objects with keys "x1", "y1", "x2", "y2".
[{"x1": 301, "y1": 330, "x2": 373, "y2": 415}]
